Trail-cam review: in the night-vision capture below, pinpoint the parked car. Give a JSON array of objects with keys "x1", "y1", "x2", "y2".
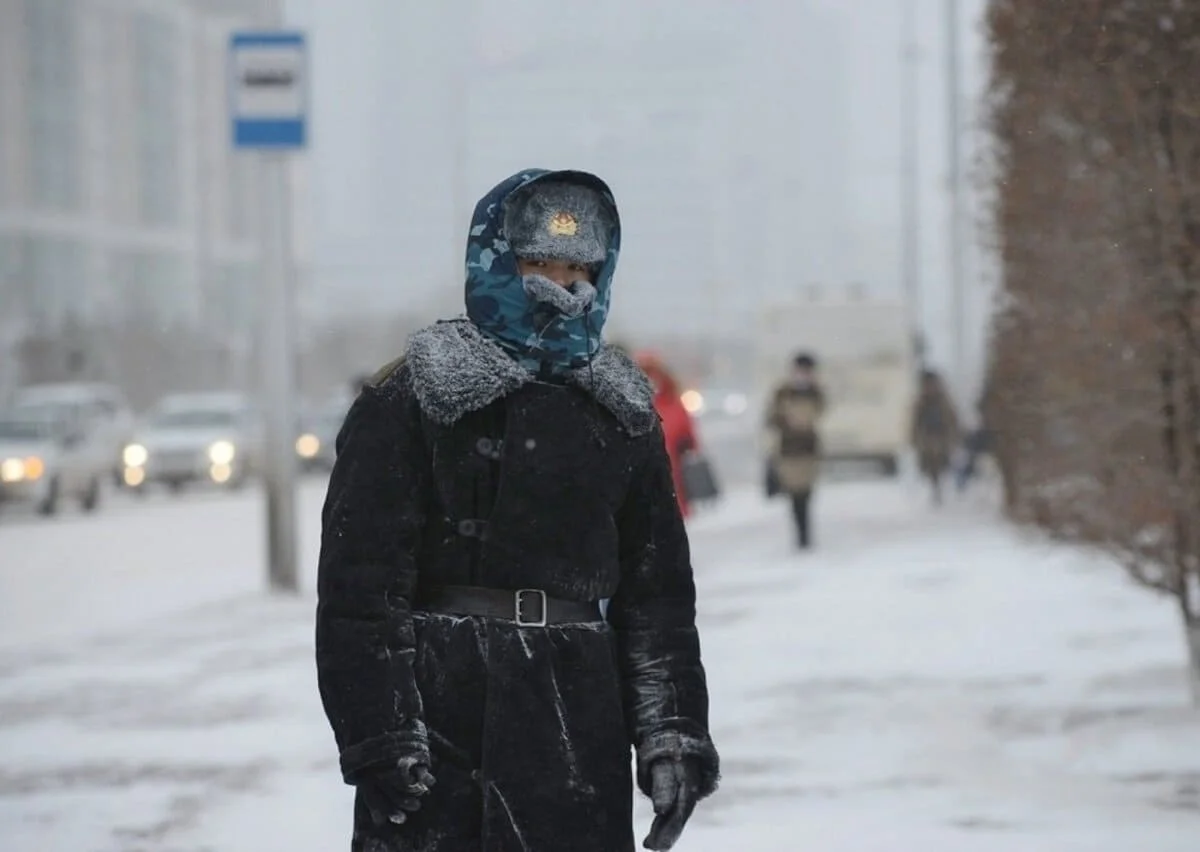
[
  {"x1": 121, "y1": 392, "x2": 262, "y2": 493},
  {"x1": 7, "y1": 382, "x2": 136, "y2": 483},
  {"x1": 682, "y1": 386, "x2": 752, "y2": 420},
  {"x1": 0, "y1": 406, "x2": 109, "y2": 515}
]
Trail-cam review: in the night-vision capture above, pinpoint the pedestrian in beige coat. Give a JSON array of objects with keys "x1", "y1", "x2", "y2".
[{"x1": 765, "y1": 352, "x2": 826, "y2": 549}]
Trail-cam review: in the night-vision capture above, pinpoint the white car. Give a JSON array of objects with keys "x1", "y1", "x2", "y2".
[
  {"x1": 683, "y1": 386, "x2": 753, "y2": 419},
  {"x1": 0, "y1": 409, "x2": 107, "y2": 515},
  {"x1": 682, "y1": 386, "x2": 756, "y2": 443},
  {"x1": 8, "y1": 382, "x2": 136, "y2": 483},
  {"x1": 122, "y1": 393, "x2": 263, "y2": 493}
]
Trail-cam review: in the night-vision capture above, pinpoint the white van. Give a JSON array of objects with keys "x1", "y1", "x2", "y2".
[{"x1": 755, "y1": 293, "x2": 919, "y2": 476}]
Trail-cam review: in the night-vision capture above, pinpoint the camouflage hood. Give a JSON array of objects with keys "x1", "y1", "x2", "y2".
[{"x1": 463, "y1": 169, "x2": 620, "y2": 374}]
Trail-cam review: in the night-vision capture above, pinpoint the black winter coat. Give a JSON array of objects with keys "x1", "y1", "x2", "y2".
[{"x1": 316, "y1": 319, "x2": 719, "y2": 851}]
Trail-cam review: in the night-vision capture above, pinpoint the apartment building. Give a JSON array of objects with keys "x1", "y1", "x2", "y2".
[{"x1": 0, "y1": 0, "x2": 309, "y2": 334}]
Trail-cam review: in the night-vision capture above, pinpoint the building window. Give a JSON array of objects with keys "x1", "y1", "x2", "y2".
[
  {"x1": 0, "y1": 234, "x2": 31, "y2": 316},
  {"x1": 0, "y1": 81, "x2": 10, "y2": 207},
  {"x1": 107, "y1": 251, "x2": 138, "y2": 318},
  {"x1": 133, "y1": 11, "x2": 181, "y2": 227},
  {"x1": 206, "y1": 261, "x2": 259, "y2": 332},
  {"x1": 24, "y1": 0, "x2": 81, "y2": 213},
  {"x1": 110, "y1": 249, "x2": 189, "y2": 323},
  {"x1": 25, "y1": 235, "x2": 87, "y2": 327}
]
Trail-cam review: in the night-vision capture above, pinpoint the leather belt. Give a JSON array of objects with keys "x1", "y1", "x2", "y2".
[{"x1": 416, "y1": 584, "x2": 601, "y2": 627}]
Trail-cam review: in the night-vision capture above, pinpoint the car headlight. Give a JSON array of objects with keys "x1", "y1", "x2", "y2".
[
  {"x1": 0, "y1": 456, "x2": 42, "y2": 483},
  {"x1": 680, "y1": 389, "x2": 705, "y2": 414},
  {"x1": 295, "y1": 433, "x2": 320, "y2": 459},
  {"x1": 0, "y1": 458, "x2": 24, "y2": 483},
  {"x1": 208, "y1": 440, "x2": 236, "y2": 465},
  {"x1": 23, "y1": 456, "x2": 44, "y2": 481},
  {"x1": 123, "y1": 443, "x2": 148, "y2": 467}
]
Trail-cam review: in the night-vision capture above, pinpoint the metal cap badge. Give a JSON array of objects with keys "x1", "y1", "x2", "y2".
[{"x1": 547, "y1": 211, "x2": 578, "y2": 237}]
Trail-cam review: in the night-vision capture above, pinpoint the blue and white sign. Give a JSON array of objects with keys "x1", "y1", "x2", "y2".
[{"x1": 229, "y1": 31, "x2": 308, "y2": 149}]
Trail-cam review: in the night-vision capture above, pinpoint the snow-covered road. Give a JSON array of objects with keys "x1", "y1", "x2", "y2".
[
  {"x1": 0, "y1": 482, "x2": 318, "y2": 651},
  {"x1": 1, "y1": 479, "x2": 1198, "y2": 850}
]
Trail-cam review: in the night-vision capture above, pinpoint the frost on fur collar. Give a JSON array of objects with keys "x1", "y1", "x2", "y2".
[{"x1": 405, "y1": 319, "x2": 657, "y2": 436}]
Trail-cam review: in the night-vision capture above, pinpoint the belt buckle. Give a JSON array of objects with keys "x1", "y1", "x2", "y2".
[{"x1": 514, "y1": 589, "x2": 547, "y2": 627}]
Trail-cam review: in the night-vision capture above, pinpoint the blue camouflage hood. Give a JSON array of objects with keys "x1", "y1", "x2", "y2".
[{"x1": 464, "y1": 169, "x2": 621, "y2": 374}]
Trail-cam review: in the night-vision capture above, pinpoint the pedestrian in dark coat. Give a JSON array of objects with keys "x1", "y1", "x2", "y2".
[
  {"x1": 911, "y1": 368, "x2": 962, "y2": 504},
  {"x1": 316, "y1": 168, "x2": 719, "y2": 852}
]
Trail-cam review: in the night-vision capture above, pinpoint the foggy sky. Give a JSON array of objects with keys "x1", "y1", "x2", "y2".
[{"x1": 286, "y1": 0, "x2": 992, "y2": 396}]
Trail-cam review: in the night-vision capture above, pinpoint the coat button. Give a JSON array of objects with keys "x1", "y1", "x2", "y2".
[
  {"x1": 476, "y1": 437, "x2": 504, "y2": 459},
  {"x1": 457, "y1": 519, "x2": 477, "y2": 537}
]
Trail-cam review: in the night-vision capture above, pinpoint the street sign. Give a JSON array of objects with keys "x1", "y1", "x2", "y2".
[
  {"x1": 229, "y1": 31, "x2": 308, "y2": 149},
  {"x1": 227, "y1": 30, "x2": 307, "y2": 593}
]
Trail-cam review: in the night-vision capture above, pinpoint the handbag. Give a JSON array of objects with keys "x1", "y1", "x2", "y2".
[
  {"x1": 764, "y1": 459, "x2": 781, "y2": 498},
  {"x1": 680, "y1": 450, "x2": 721, "y2": 503}
]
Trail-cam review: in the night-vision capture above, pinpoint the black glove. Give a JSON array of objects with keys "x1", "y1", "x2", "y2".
[
  {"x1": 358, "y1": 762, "x2": 437, "y2": 827},
  {"x1": 642, "y1": 757, "x2": 702, "y2": 850}
]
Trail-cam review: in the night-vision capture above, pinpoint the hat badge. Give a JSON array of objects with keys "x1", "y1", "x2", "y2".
[{"x1": 547, "y1": 211, "x2": 578, "y2": 237}]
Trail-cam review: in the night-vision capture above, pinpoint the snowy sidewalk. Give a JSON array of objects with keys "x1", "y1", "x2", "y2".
[{"x1": 2, "y1": 482, "x2": 1199, "y2": 850}]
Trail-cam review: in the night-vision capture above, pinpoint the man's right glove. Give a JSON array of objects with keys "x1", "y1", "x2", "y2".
[
  {"x1": 358, "y1": 761, "x2": 437, "y2": 827},
  {"x1": 642, "y1": 757, "x2": 703, "y2": 850}
]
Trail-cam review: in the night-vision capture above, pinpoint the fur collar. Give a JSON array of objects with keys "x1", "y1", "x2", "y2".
[{"x1": 404, "y1": 319, "x2": 657, "y2": 436}]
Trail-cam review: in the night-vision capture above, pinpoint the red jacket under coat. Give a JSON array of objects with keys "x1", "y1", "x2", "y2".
[{"x1": 637, "y1": 355, "x2": 698, "y2": 517}]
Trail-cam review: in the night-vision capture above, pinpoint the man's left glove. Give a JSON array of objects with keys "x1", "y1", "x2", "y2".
[{"x1": 642, "y1": 757, "x2": 703, "y2": 850}]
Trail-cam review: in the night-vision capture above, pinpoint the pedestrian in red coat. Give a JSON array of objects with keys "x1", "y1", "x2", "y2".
[{"x1": 635, "y1": 352, "x2": 699, "y2": 517}]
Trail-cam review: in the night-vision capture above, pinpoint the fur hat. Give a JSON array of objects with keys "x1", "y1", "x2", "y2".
[{"x1": 503, "y1": 180, "x2": 615, "y2": 265}]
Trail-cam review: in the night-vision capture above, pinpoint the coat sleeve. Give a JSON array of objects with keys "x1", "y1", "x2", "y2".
[
  {"x1": 944, "y1": 395, "x2": 963, "y2": 442},
  {"x1": 315, "y1": 372, "x2": 430, "y2": 785},
  {"x1": 764, "y1": 389, "x2": 782, "y2": 431},
  {"x1": 909, "y1": 399, "x2": 923, "y2": 445},
  {"x1": 762, "y1": 390, "x2": 782, "y2": 456},
  {"x1": 608, "y1": 422, "x2": 720, "y2": 801}
]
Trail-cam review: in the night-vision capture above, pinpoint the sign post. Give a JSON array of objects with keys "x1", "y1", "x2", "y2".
[{"x1": 229, "y1": 31, "x2": 308, "y2": 593}]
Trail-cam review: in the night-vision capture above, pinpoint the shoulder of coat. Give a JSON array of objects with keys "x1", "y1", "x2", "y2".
[{"x1": 365, "y1": 354, "x2": 407, "y2": 389}]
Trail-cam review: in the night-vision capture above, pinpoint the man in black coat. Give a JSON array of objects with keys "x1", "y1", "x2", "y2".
[{"x1": 316, "y1": 168, "x2": 719, "y2": 851}]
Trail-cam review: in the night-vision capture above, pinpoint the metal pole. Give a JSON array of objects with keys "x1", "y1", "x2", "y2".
[
  {"x1": 251, "y1": 0, "x2": 300, "y2": 594},
  {"x1": 946, "y1": 0, "x2": 965, "y2": 399},
  {"x1": 708, "y1": 112, "x2": 727, "y2": 351},
  {"x1": 258, "y1": 151, "x2": 300, "y2": 593},
  {"x1": 901, "y1": 0, "x2": 924, "y2": 367},
  {"x1": 196, "y1": 72, "x2": 217, "y2": 382}
]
